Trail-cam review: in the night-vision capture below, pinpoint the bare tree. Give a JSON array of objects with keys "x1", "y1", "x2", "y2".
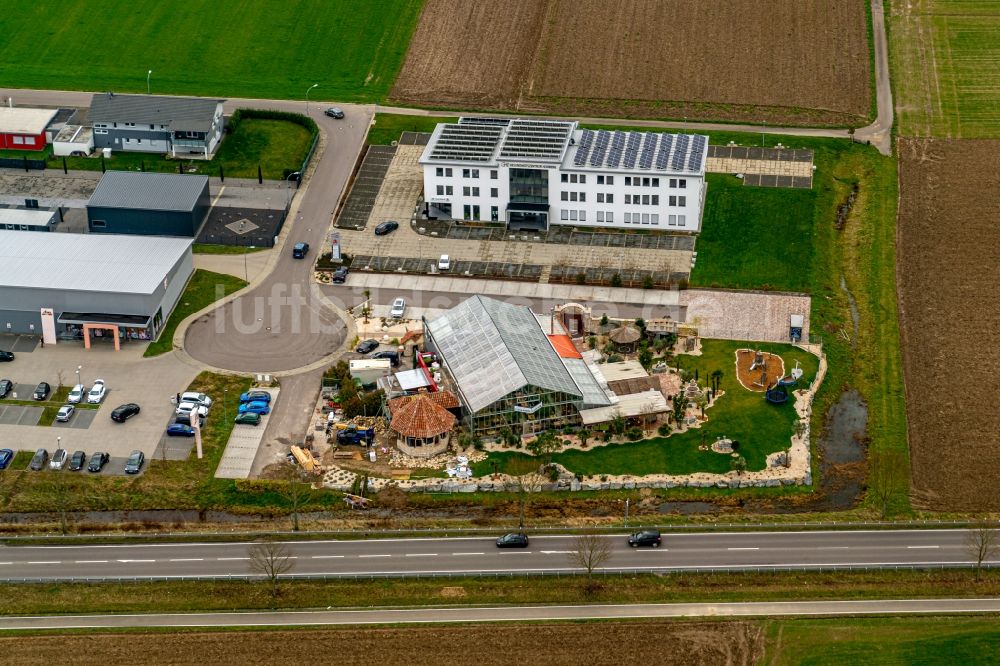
[
  {"x1": 569, "y1": 533, "x2": 613, "y2": 580},
  {"x1": 248, "y1": 540, "x2": 295, "y2": 605},
  {"x1": 866, "y1": 448, "x2": 905, "y2": 519},
  {"x1": 504, "y1": 459, "x2": 546, "y2": 532},
  {"x1": 965, "y1": 523, "x2": 999, "y2": 581},
  {"x1": 277, "y1": 461, "x2": 310, "y2": 532},
  {"x1": 55, "y1": 369, "x2": 65, "y2": 389}
]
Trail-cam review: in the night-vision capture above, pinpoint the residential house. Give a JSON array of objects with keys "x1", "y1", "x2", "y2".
[{"x1": 88, "y1": 93, "x2": 226, "y2": 159}]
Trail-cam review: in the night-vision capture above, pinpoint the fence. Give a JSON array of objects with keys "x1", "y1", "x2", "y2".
[{"x1": 0, "y1": 157, "x2": 45, "y2": 171}]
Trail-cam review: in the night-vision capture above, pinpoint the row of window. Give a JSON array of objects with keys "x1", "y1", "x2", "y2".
[
  {"x1": 622, "y1": 212, "x2": 687, "y2": 226},
  {"x1": 435, "y1": 167, "x2": 502, "y2": 179},
  {"x1": 560, "y1": 191, "x2": 587, "y2": 202},
  {"x1": 6, "y1": 135, "x2": 37, "y2": 145},
  {"x1": 559, "y1": 209, "x2": 591, "y2": 222}
]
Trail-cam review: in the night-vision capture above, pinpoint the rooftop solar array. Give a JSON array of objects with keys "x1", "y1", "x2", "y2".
[
  {"x1": 428, "y1": 123, "x2": 505, "y2": 162},
  {"x1": 566, "y1": 129, "x2": 707, "y2": 174},
  {"x1": 498, "y1": 119, "x2": 574, "y2": 161},
  {"x1": 687, "y1": 135, "x2": 707, "y2": 171},
  {"x1": 458, "y1": 117, "x2": 513, "y2": 126}
]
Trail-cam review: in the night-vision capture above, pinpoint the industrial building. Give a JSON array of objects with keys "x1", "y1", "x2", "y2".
[
  {"x1": 87, "y1": 171, "x2": 211, "y2": 236},
  {"x1": 0, "y1": 232, "x2": 193, "y2": 349},
  {"x1": 420, "y1": 117, "x2": 708, "y2": 232},
  {"x1": 0, "y1": 207, "x2": 56, "y2": 232}
]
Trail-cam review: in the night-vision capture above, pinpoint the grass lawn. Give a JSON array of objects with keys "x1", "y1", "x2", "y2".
[
  {"x1": 49, "y1": 118, "x2": 312, "y2": 180},
  {"x1": 367, "y1": 113, "x2": 458, "y2": 145},
  {"x1": 473, "y1": 340, "x2": 819, "y2": 477},
  {"x1": 764, "y1": 616, "x2": 1000, "y2": 665},
  {"x1": 143, "y1": 270, "x2": 246, "y2": 358},
  {"x1": 0, "y1": 0, "x2": 423, "y2": 102},
  {"x1": 192, "y1": 244, "x2": 268, "y2": 255}
]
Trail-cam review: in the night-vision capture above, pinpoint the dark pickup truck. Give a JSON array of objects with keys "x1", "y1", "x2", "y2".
[{"x1": 337, "y1": 426, "x2": 376, "y2": 446}]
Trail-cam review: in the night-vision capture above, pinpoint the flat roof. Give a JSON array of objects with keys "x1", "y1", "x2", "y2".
[
  {"x1": 579, "y1": 390, "x2": 669, "y2": 425},
  {"x1": 0, "y1": 231, "x2": 191, "y2": 295},
  {"x1": 0, "y1": 107, "x2": 58, "y2": 135},
  {"x1": 597, "y1": 360, "x2": 649, "y2": 382},
  {"x1": 564, "y1": 129, "x2": 708, "y2": 175},
  {"x1": 422, "y1": 117, "x2": 575, "y2": 165},
  {"x1": 0, "y1": 208, "x2": 56, "y2": 227},
  {"x1": 88, "y1": 171, "x2": 208, "y2": 212}
]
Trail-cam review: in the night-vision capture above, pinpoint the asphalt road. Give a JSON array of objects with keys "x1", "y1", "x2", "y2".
[
  {"x1": 3, "y1": 597, "x2": 1000, "y2": 631},
  {"x1": 0, "y1": 530, "x2": 992, "y2": 582}
]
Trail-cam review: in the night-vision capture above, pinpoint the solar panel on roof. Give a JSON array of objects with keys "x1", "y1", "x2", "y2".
[
  {"x1": 589, "y1": 130, "x2": 610, "y2": 167},
  {"x1": 656, "y1": 134, "x2": 674, "y2": 169},
  {"x1": 687, "y1": 135, "x2": 707, "y2": 171},
  {"x1": 574, "y1": 129, "x2": 594, "y2": 166}
]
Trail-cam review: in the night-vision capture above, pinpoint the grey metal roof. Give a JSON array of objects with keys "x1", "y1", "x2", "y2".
[
  {"x1": 425, "y1": 295, "x2": 583, "y2": 413},
  {"x1": 88, "y1": 93, "x2": 223, "y2": 132},
  {"x1": 88, "y1": 171, "x2": 208, "y2": 212},
  {"x1": 0, "y1": 231, "x2": 191, "y2": 295}
]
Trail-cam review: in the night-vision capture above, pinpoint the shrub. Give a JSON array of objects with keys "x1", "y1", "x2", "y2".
[
  {"x1": 657, "y1": 424, "x2": 672, "y2": 437},
  {"x1": 610, "y1": 273, "x2": 622, "y2": 287},
  {"x1": 625, "y1": 427, "x2": 644, "y2": 441},
  {"x1": 642, "y1": 275, "x2": 654, "y2": 289}
]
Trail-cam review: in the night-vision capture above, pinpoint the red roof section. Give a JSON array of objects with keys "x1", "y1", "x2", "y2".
[{"x1": 547, "y1": 334, "x2": 582, "y2": 359}]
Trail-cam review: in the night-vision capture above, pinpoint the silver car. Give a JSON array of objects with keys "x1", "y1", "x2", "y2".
[{"x1": 55, "y1": 404, "x2": 75, "y2": 422}]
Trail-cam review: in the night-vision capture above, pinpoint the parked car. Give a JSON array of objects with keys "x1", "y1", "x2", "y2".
[
  {"x1": 180, "y1": 392, "x2": 213, "y2": 409},
  {"x1": 33, "y1": 382, "x2": 50, "y2": 401},
  {"x1": 292, "y1": 242, "x2": 310, "y2": 259},
  {"x1": 374, "y1": 220, "x2": 399, "y2": 236},
  {"x1": 124, "y1": 450, "x2": 145, "y2": 474},
  {"x1": 0, "y1": 448, "x2": 14, "y2": 470},
  {"x1": 87, "y1": 379, "x2": 107, "y2": 404},
  {"x1": 389, "y1": 297, "x2": 406, "y2": 319},
  {"x1": 332, "y1": 266, "x2": 349, "y2": 283},
  {"x1": 355, "y1": 339, "x2": 380, "y2": 354},
  {"x1": 496, "y1": 533, "x2": 530, "y2": 548},
  {"x1": 173, "y1": 412, "x2": 204, "y2": 428},
  {"x1": 111, "y1": 403, "x2": 141, "y2": 423},
  {"x1": 324, "y1": 107, "x2": 345, "y2": 119},
  {"x1": 239, "y1": 390, "x2": 271, "y2": 404},
  {"x1": 237, "y1": 400, "x2": 271, "y2": 416},
  {"x1": 234, "y1": 412, "x2": 262, "y2": 426},
  {"x1": 68, "y1": 450, "x2": 87, "y2": 471},
  {"x1": 370, "y1": 350, "x2": 400, "y2": 367},
  {"x1": 55, "y1": 404, "x2": 75, "y2": 422},
  {"x1": 438, "y1": 254, "x2": 451, "y2": 271},
  {"x1": 166, "y1": 423, "x2": 196, "y2": 437},
  {"x1": 175, "y1": 401, "x2": 209, "y2": 418},
  {"x1": 87, "y1": 451, "x2": 110, "y2": 473},
  {"x1": 29, "y1": 448, "x2": 48, "y2": 471},
  {"x1": 67, "y1": 383, "x2": 86, "y2": 404},
  {"x1": 0, "y1": 350, "x2": 13, "y2": 362},
  {"x1": 0, "y1": 379, "x2": 12, "y2": 399},
  {"x1": 628, "y1": 529, "x2": 662, "y2": 548},
  {"x1": 49, "y1": 448, "x2": 68, "y2": 470}
]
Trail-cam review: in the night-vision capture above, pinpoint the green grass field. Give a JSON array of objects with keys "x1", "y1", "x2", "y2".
[
  {"x1": 0, "y1": 0, "x2": 423, "y2": 102},
  {"x1": 144, "y1": 270, "x2": 246, "y2": 357},
  {"x1": 892, "y1": 0, "x2": 1000, "y2": 137},
  {"x1": 367, "y1": 113, "x2": 458, "y2": 145},
  {"x1": 473, "y1": 340, "x2": 819, "y2": 477}
]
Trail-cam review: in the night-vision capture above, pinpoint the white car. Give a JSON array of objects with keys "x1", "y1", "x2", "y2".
[
  {"x1": 389, "y1": 297, "x2": 406, "y2": 319},
  {"x1": 67, "y1": 384, "x2": 86, "y2": 404},
  {"x1": 175, "y1": 401, "x2": 209, "y2": 418},
  {"x1": 55, "y1": 404, "x2": 75, "y2": 422},
  {"x1": 438, "y1": 255, "x2": 451, "y2": 271},
  {"x1": 180, "y1": 391, "x2": 213, "y2": 409},
  {"x1": 87, "y1": 379, "x2": 107, "y2": 404}
]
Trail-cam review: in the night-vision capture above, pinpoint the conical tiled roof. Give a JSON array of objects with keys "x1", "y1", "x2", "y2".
[{"x1": 389, "y1": 393, "x2": 457, "y2": 438}]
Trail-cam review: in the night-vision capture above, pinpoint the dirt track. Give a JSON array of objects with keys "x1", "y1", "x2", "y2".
[
  {"x1": 897, "y1": 138, "x2": 1000, "y2": 511},
  {"x1": 0, "y1": 621, "x2": 763, "y2": 666},
  {"x1": 392, "y1": 0, "x2": 870, "y2": 126}
]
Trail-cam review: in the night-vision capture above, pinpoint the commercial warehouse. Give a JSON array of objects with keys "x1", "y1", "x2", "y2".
[
  {"x1": 87, "y1": 171, "x2": 211, "y2": 236},
  {"x1": 0, "y1": 232, "x2": 193, "y2": 349},
  {"x1": 420, "y1": 117, "x2": 708, "y2": 232}
]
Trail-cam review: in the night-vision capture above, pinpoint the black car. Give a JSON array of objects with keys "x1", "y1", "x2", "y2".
[
  {"x1": 370, "y1": 350, "x2": 400, "y2": 367},
  {"x1": 374, "y1": 220, "x2": 399, "y2": 236},
  {"x1": 87, "y1": 452, "x2": 110, "y2": 473},
  {"x1": 0, "y1": 350, "x2": 13, "y2": 362},
  {"x1": 29, "y1": 448, "x2": 48, "y2": 471},
  {"x1": 68, "y1": 450, "x2": 87, "y2": 472},
  {"x1": 355, "y1": 339, "x2": 380, "y2": 354},
  {"x1": 628, "y1": 529, "x2": 662, "y2": 548},
  {"x1": 496, "y1": 533, "x2": 530, "y2": 548},
  {"x1": 33, "y1": 382, "x2": 50, "y2": 401},
  {"x1": 332, "y1": 266, "x2": 349, "y2": 283},
  {"x1": 124, "y1": 450, "x2": 145, "y2": 475},
  {"x1": 324, "y1": 107, "x2": 345, "y2": 119},
  {"x1": 110, "y1": 403, "x2": 141, "y2": 423},
  {"x1": 0, "y1": 378, "x2": 12, "y2": 399},
  {"x1": 292, "y1": 242, "x2": 309, "y2": 259}
]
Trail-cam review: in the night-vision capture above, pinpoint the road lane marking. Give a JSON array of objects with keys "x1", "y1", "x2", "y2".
[
  {"x1": 217, "y1": 557, "x2": 250, "y2": 561},
  {"x1": 540, "y1": 550, "x2": 575, "y2": 555},
  {"x1": 727, "y1": 548, "x2": 759, "y2": 551},
  {"x1": 116, "y1": 559, "x2": 155, "y2": 563},
  {"x1": 358, "y1": 555, "x2": 391, "y2": 559},
  {"x1": 0, "y1": 562, "x2": 13, "y2": 565},
  {"x1": 907, "y1": 545, "x2": 939, "y2": 549},
  {"x1": 452, "y1": 552, "x2": 485, "y2": 556},
  {"x1": 311, "y1": 555, "x2": 345, "y2": 559},
  {"x1": 816, "y1": 547, "x2": 849, "y2": 550},
  {"x1": 169, "y1": 558, "x2": 204, "y2": 562},
  {"x1": 28, "y1": 561, "x2": 61, "y2": 565},
  {"x1": 75, "y1": 560, "x2": 109, "y2": 564},
  {"x1": 499, "y1": 551, "x2": 533, "y2": 554},
  {"x1": 404, "y1": 553, "x2": 438, "y2": 557}
]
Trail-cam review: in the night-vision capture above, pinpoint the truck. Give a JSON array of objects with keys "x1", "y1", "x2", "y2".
[
  {"x1": 337, "y1": 426, "x2": 376, "y2": 446},
  {"x1": 789, "y1": 314, "x2": 804, "y2": 342}
]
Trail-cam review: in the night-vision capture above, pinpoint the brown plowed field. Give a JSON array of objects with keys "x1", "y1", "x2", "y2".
[
  {"x1": 898, "y1": 138, "x2": 1000, "y2": 510},
  {"x1": 0, "y1": 622, "x2": 763, "y2": 665},
  {"x1": 392, "y1": 0, "x2": 871, "y2": 126}
]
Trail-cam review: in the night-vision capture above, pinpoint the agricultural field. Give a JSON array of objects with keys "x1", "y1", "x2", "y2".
[
  {"x1": 890, "y1": 0, "x2": 1000, "y2": 138},
  {"x1": 897, "y1": 138, "x2": 1000, "y2": 511},
  {"x1": 0, "y1": 0, "x2": 422, "y2": 101},
  {"x1": 392, "y1": 0, "x2": 871, "y2": 126}
]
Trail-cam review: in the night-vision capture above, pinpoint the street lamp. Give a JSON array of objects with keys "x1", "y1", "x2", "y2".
[
  {"x1": 147, "y1": 69, "x2": 153, "y2": 95},
  {"x1": 75, "y1": 365, "x2": 82, "y2": 388},
  {"x1": 305, "y1": 83, "x2": 319, "y2": 115},
  {"x1": 223, "y1": 388, "x2": 228, "y2": 424},
  {"x1": 620, "y1": 497, "x2": 630, "y2": 528},
  {"x1": 285, "y1": 171, "x2": 301, "y2": 207}
]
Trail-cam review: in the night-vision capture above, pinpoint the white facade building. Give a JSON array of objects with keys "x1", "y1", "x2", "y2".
[{"x1": 419, "y1": 118, "x2": 708, "y2": 232}]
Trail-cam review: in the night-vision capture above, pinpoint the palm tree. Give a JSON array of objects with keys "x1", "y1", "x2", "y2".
[{"x1": 710, "y1": 369, "x2": 724, "y2": 393}]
